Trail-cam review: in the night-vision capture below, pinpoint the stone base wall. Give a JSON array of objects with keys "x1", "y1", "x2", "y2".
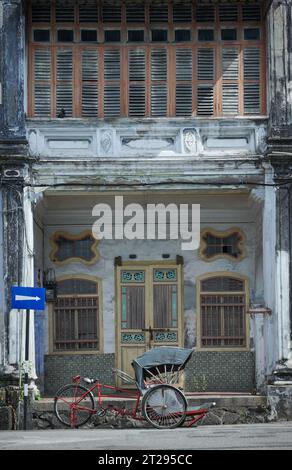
[
  {"x1": 44, "y1": 353, "x2": 115, "y2": 397},
  {"x1": 267, "y1": 384, "x2": 292, "y2": 420}
]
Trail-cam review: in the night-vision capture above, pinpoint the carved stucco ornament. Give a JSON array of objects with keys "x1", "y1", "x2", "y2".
[
  {"x1": 183, "y1": 128, "x2": 198, "y2": 154},
  {"x1": 100, "y1": 131, "x2": 112, "y2": 154}
]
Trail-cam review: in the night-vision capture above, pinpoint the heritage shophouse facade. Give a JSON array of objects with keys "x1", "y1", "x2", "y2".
[{"x1": 0, "y1": 0, "x2": 292, "y2": 411}]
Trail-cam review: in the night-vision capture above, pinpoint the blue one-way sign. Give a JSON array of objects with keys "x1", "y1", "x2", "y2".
[{"x1": 11, "y1": 286, "x2": 46, "y2": 311}]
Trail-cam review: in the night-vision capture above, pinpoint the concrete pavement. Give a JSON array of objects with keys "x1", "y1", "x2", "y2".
[{"x1": 0, "y1": 423, "x2": 292, "y2": 450}]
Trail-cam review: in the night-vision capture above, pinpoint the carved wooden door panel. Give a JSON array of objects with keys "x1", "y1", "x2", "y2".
[{"x1": 116, "y1": 264, "x2": 183, "y2": 386}]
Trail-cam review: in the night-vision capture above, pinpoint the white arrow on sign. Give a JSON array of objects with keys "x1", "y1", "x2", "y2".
[{"x1": 15, "y1": 295, "x2": 41, "y2": 301}]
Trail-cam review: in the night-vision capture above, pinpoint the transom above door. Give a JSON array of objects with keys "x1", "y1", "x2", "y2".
[{"x1": 116, "y1": 262, "x2": 183, "y2": 385}]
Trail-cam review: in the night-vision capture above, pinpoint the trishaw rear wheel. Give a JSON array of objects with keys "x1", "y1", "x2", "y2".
[
  {"x1": 142, "y1": 384, "x2": 187, "y2": 429},
  {"x1": 54, "y1": 384, "x2": 95, "y2": 428}
]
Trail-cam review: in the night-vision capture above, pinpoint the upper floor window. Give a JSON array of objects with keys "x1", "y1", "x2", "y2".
[
  {"x1": 28, "y1": 0, "x2": 265, "y2": 118},
  {"x1": 200, "y1": 228, "x2": 246, "y2": 261},
  {"x1": 50, "y1": 231, "x2": 99, "y2": 265}
]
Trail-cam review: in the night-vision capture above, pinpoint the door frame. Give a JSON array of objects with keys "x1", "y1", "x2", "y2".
[{"x1": 115, "y1": 260, "x2": 184, "y2": 385}]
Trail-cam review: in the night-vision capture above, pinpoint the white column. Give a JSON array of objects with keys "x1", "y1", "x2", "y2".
[{"x1": 20, "y1": 187, "x2": 37, "y2": 383}]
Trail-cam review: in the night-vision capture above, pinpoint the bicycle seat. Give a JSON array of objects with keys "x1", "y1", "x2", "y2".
[{"x1": 83, "y1": 377, "x2": 98, "y2": 384}]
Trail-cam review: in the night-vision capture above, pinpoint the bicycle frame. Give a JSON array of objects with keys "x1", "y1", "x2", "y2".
[
  {"x1": 67, "y1": 377, "x2": 143, "y2": 428},
  {"x1": 62, "y1": 376, "x2": 212, "y2": 429}
]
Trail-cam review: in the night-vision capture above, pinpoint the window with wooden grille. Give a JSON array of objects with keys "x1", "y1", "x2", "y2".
[
  {"x1": 198, "y1": 275, "x2": 248, "y2": 349},
  {"x1": 28, "y1": 1, "x2": 265, "y2": 118},
  {"x1": 50, "y1": 231, "x2": 99, "y2": 265},
  {"x1": 53, "y1": 277, "x2": 100, "y2": 351},
  {"x1": 200, "y1": 228, "x2": 246, "y2": 261}
]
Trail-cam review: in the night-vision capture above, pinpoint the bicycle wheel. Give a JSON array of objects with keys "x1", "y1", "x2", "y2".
[
  {"x1": 54, "y1": 384, "x2": 95, "y2": 428},
  {"x1": 142, "y1": 384, "x2": 187, "y2": 429}
]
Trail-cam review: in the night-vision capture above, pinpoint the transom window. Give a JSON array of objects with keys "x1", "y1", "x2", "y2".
[
  {"x1": 50, "y1": 231, "x2": 99, "y2": 264},
  {"x1": 53, "y1": 277, "x2": 100, "y2": 351},
  {"x1": 198, "y1": 275, "x2": 248, "y2": 349},
  {"x1": 28, "y1": 0, "x2": 265, "y2": 118},
  {"x1": 200, "y1": 228, "x2": 245, "y2": 261}
]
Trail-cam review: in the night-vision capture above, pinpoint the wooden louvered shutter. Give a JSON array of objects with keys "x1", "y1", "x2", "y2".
[
  {"x1": 221, "y1": 48, "x2": 239, "y2": 115},
  {"x1": 56, "y1": 49, "x2": 73, "y2": 117},
  {"x1": 82, "y1": 49, "x2": 98, "y2": 117},
  {"x1": 33, "y1": 48, "x2": 51, "y2": 117},
  {"x1": 55, "y1": 0, "x2": 75, "y2": 23},
  {"x1": 197, "y1": 48, "x2": 214, "y2": 116},
  {"x1": 126, "y1": 3, "x2": 145, "y2": 23},
  {"x1": 175, "y1": 48, "x2": 193, "y2": 116},
  {"x1": 151, "y1": 48, "x2": 168, "y2": 117},
  {"x1": 128, "y1": 48, "x2": 146, "y2": 117},
  {"x1": 104, "y1": 49, "x2": 121, "y2": 118},
  {"x1": 31, "y1": 1, "x2": 51, "y2": 22},
  {"x1": 243, "y1": 48, "x2": 260, "y2": 113},
  {"x1": 173, "y1": 2, "x2": 192, "y2": 22},
  {"x1": 79, "y1": 1, "x2": 99, "y2": 23},
  {"x1": 149, "y1": 3, "x2": 169, "y2": 22}
]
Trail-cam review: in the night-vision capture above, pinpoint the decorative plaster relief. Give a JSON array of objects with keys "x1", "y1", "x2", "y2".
[
  {"x1": 183, "y1": 128, "x2": 198, "y2": 154},
  {"x1": 100, "y1": 130, "x2": 113, "y2": 154},
  {"x1": 122, "y1": 137, "x2": 174, "y2": 151}
]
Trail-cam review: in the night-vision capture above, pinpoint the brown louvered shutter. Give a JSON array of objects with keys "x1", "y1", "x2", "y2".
[
  {"x1": 149, "y1": 3, "x2": 169, "y2": 22},
  {"x1": 219, "y1": 4, "x2": 238, "y2": 22},
  {"x1": 33, "y1": 48, "x2": 51, "y2": 117},
  {"x1": 31, "y1": 1, "x2": 51, "y2": 22},
  {"x1": 82, "y1": 49, "x2": 98, "y2": 117},
  {"x1": 56, "y1": 49, "x2": 73, "y2": 117},
  {"x1": 79, "y1": 1, "x2": 98, "y2": 23},
  {"x1": 196, "y1": 4, "x2": 215, "y2": 23},
  {"x1": 243, "y1": 48, "x2": 260, "y2": 113},
  {"x1": 126, "y1": 3, "x2": 145, "y2": 23},
  {"x1": 102, "y1": 1, "x2": 122, "y2": 23},
  {"x1": 151, "y1": 48, "x2": 168, "y2": 117},
  {"x1": 197, "y1": 48, "x2": 214, "y2": 116},
  {"x1": 173, "y1": 2, "x2": 192, "y2": 22},
  {"x1": 175, "y1": 48, "x2": 193, "y2": 116},
  {"x1": 221, "y1": 48, "x2": 239, "y2": 115},
  {"x1": 56, "y1": 0, "x2": 75, "y2": 23},
  {"x1": 104, "y1": 49, "x2": 121, "y2": 117},
  {"x1": 128, "y1": 48, "x2": 146, "y2": 117}
]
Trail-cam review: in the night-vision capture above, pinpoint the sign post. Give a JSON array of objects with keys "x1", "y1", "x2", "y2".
[{"x1": 11, "y1": 286, "x2": 46, "y2": 430}]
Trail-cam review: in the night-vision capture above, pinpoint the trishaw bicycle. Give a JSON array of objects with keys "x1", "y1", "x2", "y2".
[{"x1": 54, "y1": 347, "x2": 216, "y2": 429}]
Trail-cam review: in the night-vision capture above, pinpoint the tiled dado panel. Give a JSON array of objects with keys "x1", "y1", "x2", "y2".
[{"x1": 44, "y1": 351, "x2": 255, "y2": 396}]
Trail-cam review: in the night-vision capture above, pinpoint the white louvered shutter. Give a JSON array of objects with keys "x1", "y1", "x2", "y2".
[
  {"x1": 56, "y1": 49, "x2": 73, "y2": 117},
  {"x1": 104, "y1": 49, "x2": 121, "y2": 117},
  {"x1": 197, "y1": 48, "x2": 214, "y2": 116},
  {"x1": 82, "y1": 50, "x2": 98, "y2": 117},
  {"x1": 129, "y1": 49, "x2": 146, "y2": 117},
  {"x1": 244, "y1": 48, "x2": 260, "y2": 113},
  {"x1": 34, "y1": 48, "x2": 51, "y2": 117},
  {"x1": 222, "y1": 48, "x2": 239, "y2": 114},
  {"x1": 175, "y1": 48, "x2": 193, "y2": 116},
  {"x1": 151, "y1": 48, "x2": 167, "y2": 117}
]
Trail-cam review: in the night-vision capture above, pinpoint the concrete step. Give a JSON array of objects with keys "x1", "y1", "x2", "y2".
[{"x1": 34, "y1": 393, "x2": 266, "y2": 413}]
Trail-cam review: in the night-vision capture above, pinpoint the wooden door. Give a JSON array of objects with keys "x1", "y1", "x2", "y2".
[{"x1": 116, "y1": 263, "x2": 183, "y2": 386}]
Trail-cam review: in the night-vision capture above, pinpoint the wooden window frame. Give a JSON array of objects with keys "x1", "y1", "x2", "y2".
[
  {"x1": 49, "y1": 230, "x2": 100, "y2": 266},
  {"x1": 196, "y1": 272, "x2": 250, "y2": 352},
  {"x1": 199, "y1": 227, "x2": 246, "y2": 262},
  {"x1": 28, "y1": 1, "x2": 266, "y2": 118},
  {"x1": 48, "y1": 274, "x2": 104, "y2": 355}
]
